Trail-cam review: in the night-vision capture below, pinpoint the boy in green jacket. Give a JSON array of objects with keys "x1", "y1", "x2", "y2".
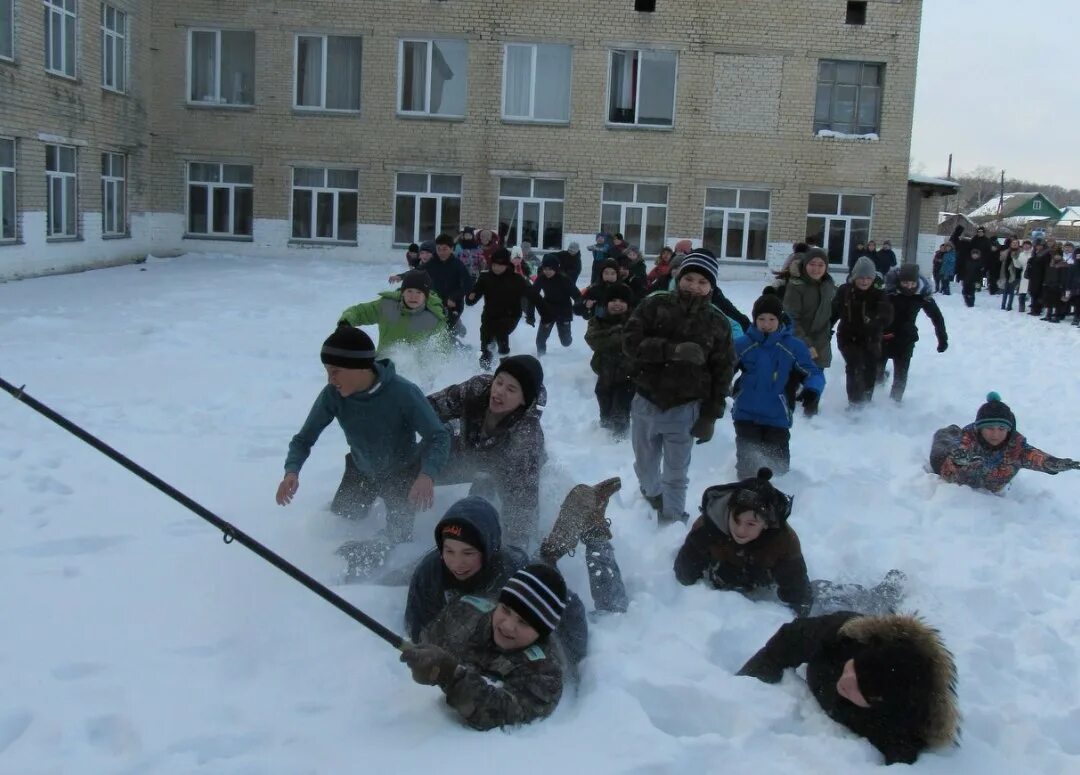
[
  {"x1": 275, "y1": 326, "x2": 451, "y2": 551},
  {"x1": 338, "y1": 270, "x2": 449, "y2": 352}
]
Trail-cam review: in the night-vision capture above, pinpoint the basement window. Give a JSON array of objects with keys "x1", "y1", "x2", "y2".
[{"x1": 846, "y1": 2, "x2": 867, "y2": 25}]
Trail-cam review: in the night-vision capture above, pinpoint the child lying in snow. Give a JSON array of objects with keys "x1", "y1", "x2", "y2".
[{"x1": 930, "y1": 392, "x2": 1079, "y2": 493}]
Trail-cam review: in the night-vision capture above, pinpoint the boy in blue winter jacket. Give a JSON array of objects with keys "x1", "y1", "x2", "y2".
[{"x1": 732, "y1": 292, "x2": 825, "y2": 479}]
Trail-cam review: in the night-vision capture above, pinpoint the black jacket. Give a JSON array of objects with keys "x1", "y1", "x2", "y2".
[
  {"x1": 950, "y1": 225, "x2": 987, "y2": 284},
  {"x1": 712, "y1": 287, "x2": 751, "y2": 333},
  {"x1": 405, "y1": 504, "x2": 529, "y2": 641},
  {"x1": 529, "y1": 272, "x2": 581, "y2": 322},
  {"x1": 552, "y1": 250, "x2": 582, "y2": 285},
  {"x1": 422, "y1": 255, "x2": 473, "y2": 310},
  {"x1": 884, "y1": 282, "x2": 947, "y2": 350},
  {"x1": 467, "y1": 270, "x2": 539, "y2": 322},
  {"x1": 831, "y1": 283, "x2": 894, "y2": 351},
  {"x1": 1024, "y1": 248, "x2": 1051, "y2": 296},
  {"x1": 873, "y1": 249, "x2": 897, "y2": 275},
  {"x1": 738, "y1": 612, "x2": 960, "y2": 765}
]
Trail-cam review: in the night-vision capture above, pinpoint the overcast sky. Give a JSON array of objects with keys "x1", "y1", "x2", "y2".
[{"x1": 911, "y1": 0, "x2": 1077, "y2": 190}]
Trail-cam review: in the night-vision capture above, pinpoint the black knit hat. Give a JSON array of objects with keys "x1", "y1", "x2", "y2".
[
  {"x1": 498, "y1": 563, "x2": 567, "y2": 640},
  {"x1": 726, "y1": 468, "x2": 791, "y2": 529},
  {"x1": 898, "y1": 263, "x2": 920, "y2": 284},
  {"x1": 320, "y1": 326, "x2": 376, "y2": 370},
  {"x1": 490, "y1": 247, "x2": 512, "y2": 266},
  {"x1": 540, "y1": 254, "x2": 561, "y2": 271},
  {"x1": 494, "y1": 355, "x2": 544, "y2": 408},
  {"x1": 752, "y1": 291, "x2": 784, "y2": 322},
  {"x1": 599, "y1": 258, "x2": 619, "y2": 276},
  {"x1": 605, "y1": 283, "x2": 635, "y2": 307},
  {"x1": 400, "y1": 269, "x2": 431, "y2": 295},
  {"x1": 975, "y1": 391, "x2": 1015, "y2": 431},
  {"x1": 854, "y1": 642, "x2": 935, "y2": 708}
]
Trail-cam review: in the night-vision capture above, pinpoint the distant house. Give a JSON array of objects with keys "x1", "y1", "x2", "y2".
[
  {"x1": 1054, "y1": 206, "x2": 1080, "y2": 239},
  {"x1": 968, "y1": 192, "x2": 1064, "y2": 227},
  {"x1": 937, "y1": 212, "x2": 979, "y2": 236}
]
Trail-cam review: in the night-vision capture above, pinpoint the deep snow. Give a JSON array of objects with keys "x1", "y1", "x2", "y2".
[{"x1": 2, "y1": 255, "x2": 1079, "y2": 774}]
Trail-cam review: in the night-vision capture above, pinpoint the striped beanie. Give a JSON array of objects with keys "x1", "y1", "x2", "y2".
[
  {"x1": 677, "y1": 249, "x2": 719, "y2": 288},
  {"x1": 320, "y1": 325, "x2": 376, "y2": 370},
  {"x1": 975, "y1": 391, "x2": 1015, "y2": 431},
  {"x1": 498, "y1": 564, "x2": 567, "y2": 639}
]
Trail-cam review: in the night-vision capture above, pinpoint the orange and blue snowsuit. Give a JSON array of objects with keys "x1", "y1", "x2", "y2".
[{"x1": 931, "y1": 423, "x2": 1069, "y2": 493}]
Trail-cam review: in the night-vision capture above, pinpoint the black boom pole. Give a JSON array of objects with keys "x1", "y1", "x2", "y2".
[{"x1": 1, "y1": 376, "x2": 404, "y2": 650}]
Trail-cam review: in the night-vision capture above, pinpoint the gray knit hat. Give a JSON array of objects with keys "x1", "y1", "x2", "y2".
[{"x1": 851, "y1": 256, "x2": 877, "y2": 280}]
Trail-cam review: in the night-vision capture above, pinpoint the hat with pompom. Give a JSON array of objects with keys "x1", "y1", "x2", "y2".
[
  {"x1": 975, "y1": 392, "x2": 1015, "y2": 431},
  {"x1": 726, "y1": 468, "x2": 793, "y2": 529}
]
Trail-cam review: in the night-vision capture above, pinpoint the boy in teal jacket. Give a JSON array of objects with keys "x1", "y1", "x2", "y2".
[
  {"x1": 338, "y1": 270, "x2": 449, "y2": 352},
  {"x1": 275, "y1": 326, "x2": 451, "y2": 546}
]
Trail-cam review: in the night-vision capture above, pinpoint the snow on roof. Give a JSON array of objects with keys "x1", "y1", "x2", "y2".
[
  {"x1": 968, "y1": 193, "x2": 1037, "y2": 219},
  {"x1": 1058, "y1": 206, "x2": 1080, "y2": 224},
  {"x1": 908, "y1": 173, "x2": 960, "y2": 189}
]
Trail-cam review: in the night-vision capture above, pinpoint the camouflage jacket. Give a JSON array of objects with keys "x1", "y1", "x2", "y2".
[
  {"x1": 420, "y1": 596, "x2": 565, "y2": 730},
  {"x1": 622, "y1": 290, "x2": 736, "y2": 418},
  {"x1": 584, "y1": 312, "x2": 633, "y2": 385}
]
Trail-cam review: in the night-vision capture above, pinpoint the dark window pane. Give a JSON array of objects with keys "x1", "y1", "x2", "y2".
[
  {"x1": 338, "y1": 192, "x2": 358, "y2": 241},
  {"x1": 316, "y1": 191, "x2": 334, "y2": 238},
  {"x1": 212, "y1": 187, "x2": 230, "y2": 232},
  {"x1": 233, "y1": 187, "x2": 253, "y2": 235},
  {"x1": 702, "y1": 210, "x2": 724, "y2": 255},
  {"x1": 600, "y1": 204, "x2": 621, "y2": 236},
  {"x1": 706, "y1": 188, "x2": 737, "y2": 208},
  {"x1": 394, "y1": 195, "x2": 416, "y2": 244},
  {"x1": 740, "y1": 190, "x2": 770, "y2": 210},
  {"x1": 440, "y1": 196, "x2": 460, "y2": 237},
  {"x1": 747, "y1": 211, "x2": 769, "y2": 260},
  {"x1": 292, "y1": 189, "x2": 312, "y2": 238},
  {"x1": 541, "y1": 201, "x2": 563, "y2": 250},
  {"x1": 498, "y1": 198, "x2": 518, "y2": 246},
  {"x1": 500, "y1": 177, "x2": 531, "y2": 197},
  {"x1": 828, "y1": 219, "x2": 848, "y2": 264},
  {"x1": 725, "y1": 211, "x2": 745, "y2": 259},
  {"x1": 805, "y1": 216, "x2": 826, "y2": 257},
  {"x1": 840, "y1": 195, "x2": 873, "y2": 216},
  {"x1": 644, "y1": 205, "x2": 666, "y2": 255},
  {"x1": 188, "y1": 185, "x2": 208, "y2": 233},
  {"x1": 418, "y1": 196, "x2": 437, "y2": 242},
  {"x1": 808, "y1": 193, "x2": 839, "y2": 214}
]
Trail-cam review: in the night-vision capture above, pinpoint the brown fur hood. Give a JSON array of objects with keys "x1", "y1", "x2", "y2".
[{"x1": 839, "y1": 614, "x2": 960, "y2": 749}]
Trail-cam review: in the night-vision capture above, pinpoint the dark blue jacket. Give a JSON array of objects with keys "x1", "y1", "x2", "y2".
[
  {"x1": 732, "y1": 319, "x2": 825, "y2": 429},
  {"x1": 405, "y1": 497, "x2": 527, "y2": 642},
  {"x1": 421, "y1": 255, "x2": 473, "y2": 310}
]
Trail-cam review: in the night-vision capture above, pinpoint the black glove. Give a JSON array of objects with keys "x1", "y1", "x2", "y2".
[
  {"x1": 525, "y1": 316, "x2": 536, "y2": 327},
  {"x1": 690, "y1": 415, "x2": 716, "y2": 445},
  {"x1": 798, "y1": 389, "x2": 820, "y2": 417},
  {"x1": 937, "y1": 340, "x2": 948, "y2": 353},
  {"x1": 400, "y1": 644, "x2": 459, "y2": 686},
  {"x1": 1043, "y1": 458, "x2": 1080, "y2": 474},
  {"x1": 671, "y1": 342, "x2": 706, "y2": 366}
]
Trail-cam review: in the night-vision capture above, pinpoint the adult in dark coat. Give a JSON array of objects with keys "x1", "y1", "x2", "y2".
[
  {"x1": 949, "y1": 224, "x2": 985, "y2": 307},
  {"x1": 1024, "y1": 241, "x2": 1051, "y2": 316},
  {"x1": 969, "y1": 226, "x2": 998, "y2": 294},
  {"x1": 873, "y1": 240, "x2": 898, "y2": 276},
  {"x1": 674, "y1": 468, "x2": 811, "y2": 616},
  {"x1": 832, "y1": 257, "x2": 894, "y2": 405},
  {"x1": 738, "y1": 611, "x2": 960, "y2": 765},
  {"x1": 877, "y1": 264, "x2": 947, "y2": 401}
]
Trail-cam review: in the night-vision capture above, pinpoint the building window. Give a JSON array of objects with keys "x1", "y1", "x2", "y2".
[
  {"x1": 600, "y1": 182, "x2": 668, "y2": 256},
  {"x1": 1032, "y1": 200, "x2": 1042, "y2": 211},
  {"x1": 2, "y1": 0, "x2": 13, "y2": 61},
  {"x1": 608, "y1": 48, "x2": 676, "y2": 127},
  {"x1": 398, "y1": 39, "x2": 468, "y2": 118},
  {"x1": 291, "y1": 168, "x2": 358, "y2": 242},
  {"x1": 502, "y1": 43, "x2": 571, "y2": 123},
  {"x1": 0, "y1": 138, "x2": 14, "y2": 241},
  {"x1": 498, "y1": 178, "x2": 564, "y2": 251},
  {"x1": 702, "y1": 188, "x2": 770, "y2": 261},
  {"x1": 101, "y1": 4, "x2": 127, "y2": 92},
  {"x1": 814, "y1": 60, "x2": 883, "y2": 135},
  {"x1": 44, "y1": 0, "x2": 77, "y2": 77},
  {"x1": 101, "y1": 152, "x2": 126, "y2": 236},
  {"x1": 393, "y1": 172, "x2": 461, "y2": 245},
  {"x1": 295, "y1": 35, "x2": 362, "y2": 112},
  {"x1": 805, "y1": 193, "x2": 873, "y2": 265},
  {"x1": 188, "y1": 29, "x2": 255, "y2": 106},
  {"x1": 187, "y1": 162, "x2": 253, "y2": 237},
  {"x1": 846, "y1": 1, "x2": 867, "y2": 25},
  {"x1": 45, "y1": 143, "x2": 78, "y2": 238}
]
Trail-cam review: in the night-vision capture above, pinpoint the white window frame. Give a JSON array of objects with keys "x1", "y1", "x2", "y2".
[
  {"x1": 0, "y1": 137, "x2": 15, "y2": 242},
  {"x1": 185, "y1": 162, "x2": 254, "y2": 238},
  {"x1": 393, "y1": 172, "x2": 462, "y2": 246},
  {"x1": 101, "y1": 151, "x2": 126, "y2": 236},
  {"x1": 702, "y1": 188, "x2": 771, "y2": 261},
  {"x1": 293, "y1": 33, "x2": 362, "y2": 113},
  {"x1": 1032, "y1": 200, "x2": 1042, "y2": 211},
  {"x1": 101, "y1": 3, "x2": 127, "y2": 93},
  {"x1": 290, "y1": 167, "x2": 359, "y2": 243},
  {"x1": 606, "y1": 47, "x2": 678, "y2": 128},
  {"x1": 396, "y1": 38, "x2": 468, "y2": 118},
  {"x1": 2, "y1": 0, "x2": 14, "y2": 62},
  {"x1": 805, "y1": 193, "x2": 874, "y2": 265},
  {"x1": 497, "y1": 177, "x2": 565, "y2": 251},
  {"x1": 45, "y1": 143, "x2": 78, "y2": 238},
  {"x1": 600, "y1": 182, "x2": 669, "y2": 257},
  {"x1": 186, "y1": 28, "x2": 255, "y2": 106},
  {"x1": 500, "y1": 42, "x2": 572, "y2": 124},
  {"x1": 44, "y1": 0, "x2": 77, "y2": 78}
]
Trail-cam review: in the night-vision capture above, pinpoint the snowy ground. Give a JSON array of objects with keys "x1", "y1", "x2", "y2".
[{"x1": 2, "y1": 254, "x2": 1079, "y2": 774}]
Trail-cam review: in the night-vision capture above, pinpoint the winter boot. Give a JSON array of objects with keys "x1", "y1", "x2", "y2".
[
  {"x1": 640, "y1": 488, "x2": 663, "y2": 514},
  {"x1": 540, "y1": 478, "x2": 621, "y2": 562}
]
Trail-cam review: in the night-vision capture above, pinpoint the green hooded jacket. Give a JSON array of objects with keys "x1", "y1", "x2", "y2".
[{"x1": 339, "y1": 290, "x2": 449, "y2": 352}]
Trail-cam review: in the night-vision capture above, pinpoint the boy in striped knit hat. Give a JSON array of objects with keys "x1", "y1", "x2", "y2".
[{"x1": 400, "y1": 563, "x2": 569, "y2": 730}]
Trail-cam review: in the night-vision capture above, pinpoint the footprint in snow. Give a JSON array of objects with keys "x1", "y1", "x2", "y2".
[
  {"x1": 86, "y1": 714, "x2": 141, "y2": 755},
  {"x1": 23, "y1": 473, "x2": 73, "y2": 496},
  {"x1": 51, "y1": 662, "x2": 107, "y2": 680},
  {"x1": 10, "y1": 534, "x2": 133, "y2": 557},
  {"x1": 166, "y1": 732, "x2": 263, "y2": 764}
]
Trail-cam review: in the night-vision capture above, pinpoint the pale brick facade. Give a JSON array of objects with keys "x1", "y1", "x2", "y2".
[{"x1": 1, "y1": 0, "x2": 928, "y2": 281}]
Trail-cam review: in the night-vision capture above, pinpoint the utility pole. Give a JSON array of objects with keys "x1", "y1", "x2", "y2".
[
  {"x1": 998, "y1": 170, "x2": 1005, "y2": 214},
  {"x1": 946, "y1": 153, "x2": 953, "y2": 179}
]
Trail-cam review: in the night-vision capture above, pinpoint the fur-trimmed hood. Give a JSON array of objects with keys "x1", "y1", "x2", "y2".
[{"x1": 839, "y1": 614, "x2": 960, "y2": 749}]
